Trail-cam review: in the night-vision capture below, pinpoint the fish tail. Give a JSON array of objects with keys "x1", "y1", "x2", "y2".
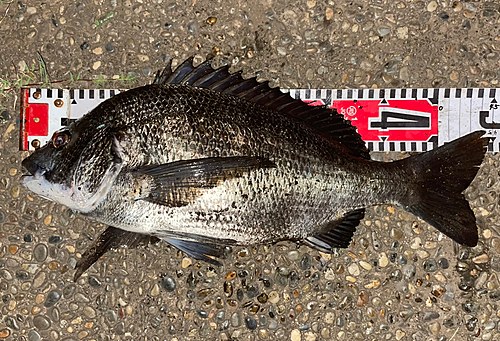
[{"x1": 400, "y1": 130, "x2": 488, "y2": 247}]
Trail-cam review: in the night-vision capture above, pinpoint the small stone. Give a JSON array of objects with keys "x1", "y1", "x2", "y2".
[
  {"x1": 326, "y1": 8, "x2": 334, "y2": 20},
  {"x1": 105, "y1": 42, "x2": 115, "y2": 53},
  {"x1": 364, "y1": 280, "x2": 380, "y2": 289},
  {"x1": 402, "y1": 265, "x2": 416, "y2": 280},
  {"x1": 268, "y1": 291, "x2": 279, "y2": 304},
  {"x1": 438, "y1": 258, "x2": 449, "y2": 269},
  {"x1": 0, "y1": 329, "x2": 10, "y2": 338},
  {"x1": 26, "y1": 7, "x2": 37, "y2": 14},
  {"x1": 92, "y1": 61, "x2": 101, "y2": 70},
  {"x1": 182, "y1": 258, "x2": 192, "y2": 268},
  {"x1": 357, "y1": 291, "x2": 368, "y2": 307},
  {"x1": 427, "y1": 1, "x2": 438, "y2": 12},
  {"x1": 247, "y1": 286, "x2": 259, "y2": 299},
  {"x1": 423, "y1": 259, "x2": 438, "y2": 272},
  {"x1": 206, "y1": 17, "x2": 217, "y2": 25},
  {"x1": 138, "y1": 55, "x2": 149, "y2": 62},
  {"x1": 288, "y1": 251, "x2": 299, "y2": 261},
  {"x1": 88, "y1": 276, "x2": 101, "y2": 288},
  {"x1": 33, "y1": 315, "x2": 51, "y2": 330},
  {"x1": 472, "y1": 254, "x2": 489, "y2": 264},
  {"x1": 378, "y1": 27, "x2": 391, "y2": 36},
  {"x1": 44, "y1": 290, "x2": 61, "y2": 308},
  {"x1": 395, "y1": 330, "x2": 405, "y2": 340},
  {"x1": 378, "y1": 253, "x2": 389, "y2": 267},
  {"x1": 83, "y1": 307, "x2": 96, "y2": 319},
  {"x1": 359, "y1": 261, "x2": 372, "y2": 270},
  {"x1": 28, "y1": 330, "x2": 41, "y2": 341},
  {"x1": 161, "y1": 276, "x2": 176, "y2": 292},
  {"x1": 8, "y1": 245, "x2": 18, "y2": 255},
  {"x1": 429, "y1": 322, "x2": 441, "y2": 335},
  {"x1": 187, "y1": 21, "x2": 197, "y2": 33},
  {"x1": 300, "y1": 254, "x2": 311, "y2": 270},
  {"x1": 245, "y1": 316, "x2": 257, "y2": 330},
  {"x1": 48, "y1": 236, "x2": 62, "y2": 244},
  {"x1": 450, "y1": 70, "x2": 459, "y2": 82},
  {"x1": 410, "y1": 237, "x2": 421, "y2": 249},
  {"x1": 439, "y1": 12, "x2": 449, "y2": 20},
  {"x1": 390, "y1": 228, "x2": 403, "y2": 239},
  {"x1": 231, "y1": 312, "x2": 241, "y2": 327},
  {"x1": 423, "y1": 312, "x2": 440, "y2": 321},
  {"x1": 92, "y1": 47, "x2": 103, "y2": 55},
  {"x1": 151, "y1": 284, "x2": 160, "y2": 296},
  {"x1": 291, "y1": 329, "x2": 301, "y2": 341},
  {"x1": 396, "y1": 27, "x2": 409, "y2": 40},
  {"x1": 225, "y1": 271, "x2": 236, "y2": 280},
  {"x1": 257, "y1": 293, "x2": 268, "y2": 304},
  {"x1": 348, "y1": 263, "x2": 360, "y2": 276}
]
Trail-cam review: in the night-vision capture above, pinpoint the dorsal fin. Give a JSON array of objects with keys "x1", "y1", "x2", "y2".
[{"x1": 153, "y1": 58, "x2": 370, "y2": 160}]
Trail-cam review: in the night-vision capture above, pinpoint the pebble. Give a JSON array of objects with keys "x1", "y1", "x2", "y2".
[
  {"x1": 348, "y1": 263, "x2": 360, "y2": 276},
  {"x1": 182, "y1": 258, "x2": 192, "y2": 268},
  {"x1": 377, "y1": 27, "x2": 391, "y2": 36},
  {"x1": 423, "y1": 311, "x2": 439, "y2": 321},
  {"x1": 359, "y1": 261, "x2": 372, "y2": 270},
  {"x1": 151, "y1": 283, "x2": 160, "y2": 296},
  {"x1": 291, "y1": 329, "x2": 301, "y2": 341},
  {"x1": 44, "y1": 290, "x2": 61, "y2": 307},
  {"x1": 429, "y1": 321, "x2": 441, "y2": 335},
  {"x1": 427, "y1": 1, "x2": 438, "y2": 12},
  {"x1": 438, "y1": 258, "x2": 449, "y2": 269},
  {"x1": 473, "y1": 254, "x2": 489, "y2": 264},
  {"x1": 105, "y1": 42, "x2": 115, "y2": 53},
  {"x1": 92, "y1": 61, "x2": 101, "y2": 70},
  {"x1": 245, "y1": 316, "x2": 257, "y2": 330},
  {"x1": 395, "y1": 330, "x2": 405, "y2": 340},
  {"x1": 300, "y1": 254, "x2": 311, "y2": 270},
  {"x1": 88, "y1": 276, "x2": 101, "y2": 287},
  {"x1": 423, "y1": 259, "x2": 438, "y2": 272},
  {"x1": 402, "y1": 265, "x2": 416, "y2": 280},
  {"x1": 0, "y1": 329, "x2": 10, "y2": 338},
  {"x1": 33, "y1": 315, "x2": 51, "y2": 330},
  {"x1": 92, "y1": 47, "x2": 103, "y2": 55},
  {"x1": 378, "y1": 253, "x2": 389, "y2": 267},
  {"x1": 28, "y1": 330, "x2": 41, "y2": 341},
  {"x1": 231, "y1": 312, "x2": 241, "y2": 327},
  {"x1": 268, "y1": 291, "x2": 279, "y2": 304},
  {"x1": 161, "y1": 276, "x2": 176, "y2": 292}
]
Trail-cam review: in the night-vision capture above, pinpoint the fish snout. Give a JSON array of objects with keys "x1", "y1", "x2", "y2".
[{"x1": 22, "y1": 157, "x2": 44, "y2": 176}]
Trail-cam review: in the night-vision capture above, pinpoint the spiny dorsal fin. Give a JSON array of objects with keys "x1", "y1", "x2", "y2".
[{"x1": 153, "y1": 58, "x2": 370, "y2": 160}]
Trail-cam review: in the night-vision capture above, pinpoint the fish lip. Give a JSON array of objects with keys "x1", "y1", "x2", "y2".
[{"x1": 21, "y1": 158, "x2": 46, "y2": 177}]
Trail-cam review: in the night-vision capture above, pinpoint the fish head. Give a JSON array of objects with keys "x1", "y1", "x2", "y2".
[{"x1": 21, "y1": 121, "x2": 123, "y2": 213}]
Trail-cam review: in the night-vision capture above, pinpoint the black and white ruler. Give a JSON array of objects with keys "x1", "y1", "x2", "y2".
[{"x1": 20, "y1": 87, "x2": 500, "y2": 152}]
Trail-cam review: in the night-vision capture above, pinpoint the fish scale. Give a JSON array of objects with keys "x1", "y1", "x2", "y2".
[{"x1": 21, "y1": 58, "x2": 488, "y2": 276}]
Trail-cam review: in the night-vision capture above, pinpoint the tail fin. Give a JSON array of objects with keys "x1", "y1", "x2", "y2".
[{"x1": 400, "y1": 131, "x2": 488, "y2": 247}]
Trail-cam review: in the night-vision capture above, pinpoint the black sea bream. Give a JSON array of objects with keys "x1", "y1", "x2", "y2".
[{"x1": 21, "y1": 58, "x2": 488, "y2": 279}]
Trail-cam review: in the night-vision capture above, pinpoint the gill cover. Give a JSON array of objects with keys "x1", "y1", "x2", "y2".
[{"x1": 71, "y1": 135, "x2": 124, "y2": 213}]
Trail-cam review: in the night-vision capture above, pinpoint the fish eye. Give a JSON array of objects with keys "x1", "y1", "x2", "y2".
[{"x1": 52, "y1": 131, "x2": 70, "y2": 149}]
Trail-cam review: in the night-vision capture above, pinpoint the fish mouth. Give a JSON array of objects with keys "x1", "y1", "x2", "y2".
[
  {"x1": 22, "y1": 157, "x2": 44, "y2": 176},
  {"x1": 21, "y1": 158, "x2": 46, "y2": 182}
]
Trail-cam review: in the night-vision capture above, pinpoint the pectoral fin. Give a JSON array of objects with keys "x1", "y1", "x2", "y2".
[{"x1": 136, "y1": 156, "x2": 275, "y2": 207}]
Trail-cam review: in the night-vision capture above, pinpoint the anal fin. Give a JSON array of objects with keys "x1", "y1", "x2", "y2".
[
  {"x1": 163, "y1": 238, "x2": 226, "y2": 266},
  {"x1": 303, "y1": 209, "x2": 365, "y2": 253}
]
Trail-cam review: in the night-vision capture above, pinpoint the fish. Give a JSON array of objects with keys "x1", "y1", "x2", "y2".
[{"x1": 21, "y1": 57, "x2": 488, "y2": 280}]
